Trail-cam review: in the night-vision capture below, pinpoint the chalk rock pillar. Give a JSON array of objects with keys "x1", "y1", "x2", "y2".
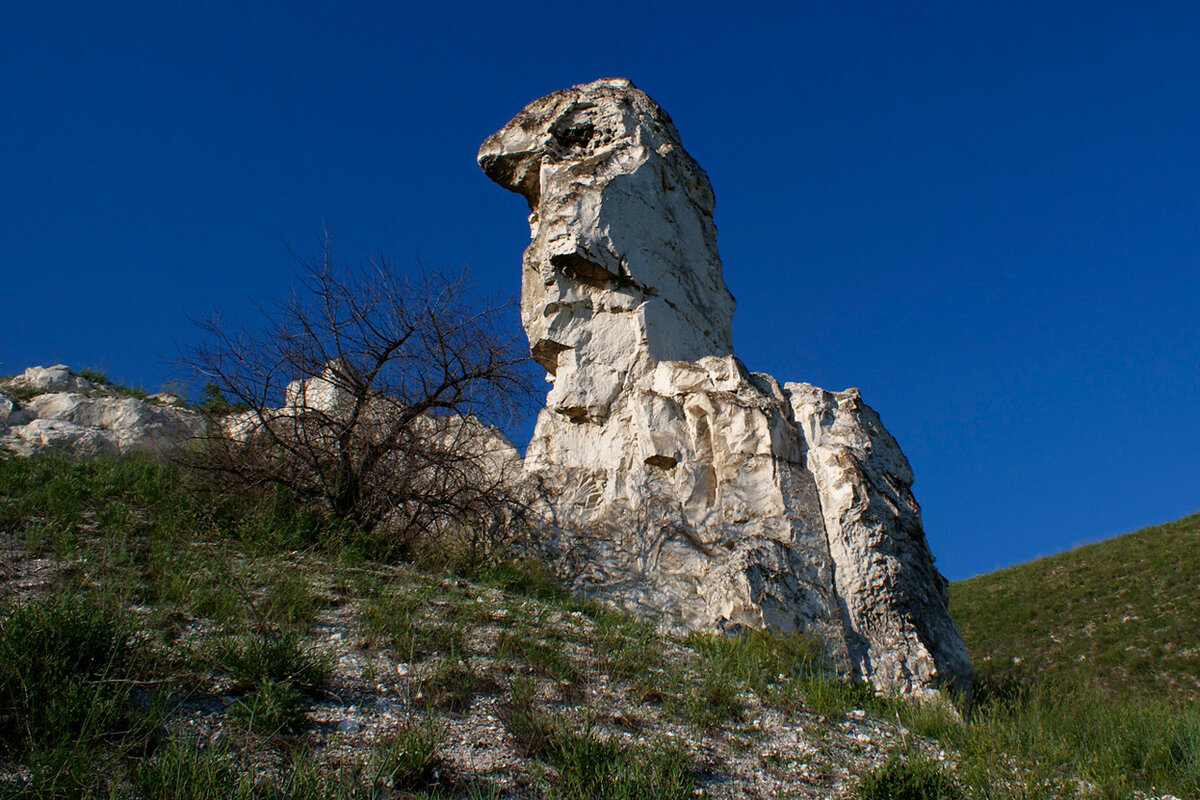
[{"x1": 480, "y1": 78, "x2": 970, "y2": 700}]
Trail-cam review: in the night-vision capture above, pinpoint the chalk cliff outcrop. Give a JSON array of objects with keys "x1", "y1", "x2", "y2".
[
  {"x1": 481, "y1": 78, "x2": 970, "y2": 699},
  {"x1": 0, "y1": 365, "x2": 205, "y2": 458}
]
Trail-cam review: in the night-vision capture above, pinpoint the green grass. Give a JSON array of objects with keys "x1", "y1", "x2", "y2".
[
  {"x1": 945, "y1": 511, "x2": 1200, "y2": 798},
  {"x1": 210, "y1": 631, "x2": 330, "y2": 734},
  {"x1": 227, "y1": 677, "x2": 308, "y2": 734},
  {"x1": 215, "y1": 630, "x2": 330, "y2": 692},
  {"x1": 0, "y1": 595, "x2": 164, "y2": 797},
  {"x1": 0, "y1": 596, "x2": 145, "y2": 752},
  {"x1": 130, "y1": 740, "x2": 257, "y2": 799},
  {"x1": 498, "y1": 705, "x2": 695, "y2": 800},
  {"x1": 496, "y1": 621, "x2": 584, "y2": 696},
  {"x1": 952, "y1": 511, "x2": 1200, "y2": 703},
  {"x1": 418, "y1": 655, "x2": 487, "y2": 711},
  {"x1": 11, "y1": 452, "x2": 1200, "y2": 798},
  {"x1": 1, "y1": 383, "x2": 42, "y2": 402},
  {"x1": 261, "y1": 565, "x2": 324, "y2": 629},
  {"x1": 465, "y1": 558, "x2": 570, "y2": 603},
  {"x1": 374, "y1": 718, "x2": 446, "y2": 789},
  {"x1": 360, "y1": 587, "x2": 469, "y2": 661},
  {"x1": 855, "y1": 752, "x2": 962, "y2": 800},
  {"x1": 130, "y1": 735, "x2": 463, "y2": 800}
]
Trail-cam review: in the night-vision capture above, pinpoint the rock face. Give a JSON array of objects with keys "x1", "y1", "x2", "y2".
[
  {"x1": 481, "y1": 78, "x2": 970, "y2": 699},
  {"x1": 479, "y1": 79, "x2": 735, "y2": 423},
  {"x1": 1, "y1": 367, "x2": 205, "y2": 458},
  {"x1": 10, "y1": 364, "x2": 94, "y2": 393}
]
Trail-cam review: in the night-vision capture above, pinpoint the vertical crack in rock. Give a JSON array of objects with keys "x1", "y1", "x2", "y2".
[{"x1": 479, "y1": 78, "x2": 970, "y2": 700}]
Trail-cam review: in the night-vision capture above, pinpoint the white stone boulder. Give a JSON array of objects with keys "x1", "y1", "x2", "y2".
[
  {"x1": 1, "y1": 368, "x2": 206, "y2": 458},
  {"x1": 284, "y1": 359, "x2": 357, "y2": 414},
  {"x1": 6, "y1": 418, "x2": 121, "y2": 458},
  {"x1": 148, "y1": 392, "x2": 183, "y2": 405},
  {"x1": 10, "y1": 364, "x2": 92, "y2": 392}
]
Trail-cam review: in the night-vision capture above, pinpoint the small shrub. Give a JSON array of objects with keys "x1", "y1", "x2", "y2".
[
  {"x1": 198, "y1": 381, "x2": 247, "y2": 414},
  {"x1": 855, "y1": 753, "x2": 962, "y2": 800},
  {"x1": 216, "y1": 631, "x2": 330, "y2": 692},
  {"x1": 74, "y1": 367, "x2": 111, "y2": 386},
  {"x1": 2, "y1": 383, "x2": 42, "y2": 401},
  {"x1": 419, "y1": 656, "x2": 485, "y2": 712},
  {"x1": 373, "y1": 719, "x2": 446, "y2": 789},
  {"x1": 229, "y1": 678, "x2": 308, "y2": 735}
]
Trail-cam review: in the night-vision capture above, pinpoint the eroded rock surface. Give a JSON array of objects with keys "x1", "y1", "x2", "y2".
[
  {"x1": 479, "y1": 78, "x2": 735, "y2": 422},
  {"x1": 481, "y1": 78, "x2": 970, "y2": 699},
  {"x1": 0, "y1": 368, "x2": 205, "y2": 458}
]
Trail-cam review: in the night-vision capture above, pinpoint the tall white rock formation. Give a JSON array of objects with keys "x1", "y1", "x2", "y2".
[{"x1": 482, "y1": 79, "x2": 970, "y2": 699}]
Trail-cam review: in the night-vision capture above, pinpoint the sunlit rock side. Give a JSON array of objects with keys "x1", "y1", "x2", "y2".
[
  {"x1": 0, "y1": 366, "x2": 205, "y2": 458},
  {"x1": 481, "y1": 78, "x2": 970, "y2": 699},
  {"x1": 478, "y1": 78, "x2": 736, "y2": 423}
]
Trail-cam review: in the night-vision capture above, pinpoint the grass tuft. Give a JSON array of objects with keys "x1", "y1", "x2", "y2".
[
  {"x1": 215, "y1": 630, "x2": 330, "y2": 692},
  {"x1": 419, "y1": 656, "x2": 487, "y2": 712},
  {"x1": 509, "y1": 711, "x2": 695, "y2": 800},
  {"x1": 131, "y1": 740, "x2": 254, "y2": 799},
  {"x1": 0, "y1": 595, "x2": 145, "y2": 755},
  {"x1": 0, "y1": 594, "x2": 163, "y2": 796},
  {"x1": 374, "y1": 718, "x2": 446, "y2": 789},
  {"x1": 855, "y1": 752, "x2": 962, "y2": 800}
]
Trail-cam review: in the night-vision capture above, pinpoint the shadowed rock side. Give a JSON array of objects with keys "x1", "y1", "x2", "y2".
[{"x1": 480, "y1": 78, "x2": 970, "y2": 700}]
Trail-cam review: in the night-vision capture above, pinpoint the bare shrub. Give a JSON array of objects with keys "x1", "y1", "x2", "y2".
[{"x1": 183, "y1": 234, "x2": 533, "y2": 558}]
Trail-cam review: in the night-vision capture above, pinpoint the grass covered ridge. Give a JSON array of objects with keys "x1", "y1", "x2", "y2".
[
  {"x1": 949, "y1": 512, "x2": 1200, "y2": 798},
  {"x1": 952, "y1": 512, "x2": 1200, "y2": 702}
]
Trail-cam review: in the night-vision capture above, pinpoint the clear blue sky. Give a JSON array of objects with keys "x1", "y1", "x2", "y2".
[{"x1": 3, "y1": 2, "x2": 1198, "y2": 580}]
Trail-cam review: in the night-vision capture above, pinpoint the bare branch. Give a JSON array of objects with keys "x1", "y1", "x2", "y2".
[{"x1": 180, "y1": 241, "x2": 535, "y2": 559}]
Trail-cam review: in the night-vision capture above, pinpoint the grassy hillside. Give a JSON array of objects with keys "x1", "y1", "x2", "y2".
[
  {"x1": 951, "y1": 512, "x2": 1200, "y2": 703},
  {"x1": 1, "y1": 452, "x2": 1198, "y2": 799},
  {"x1": 0, "y1": 453, "x2": 952, "y2": 799}
]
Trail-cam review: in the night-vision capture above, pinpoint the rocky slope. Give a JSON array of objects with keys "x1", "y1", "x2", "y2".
[
  {"x1": 0, "y1": 365, "x2": 204, "y2": 458},
  {"x1": 0, "y1": 454, "x2": 954, "y2": 799}
]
